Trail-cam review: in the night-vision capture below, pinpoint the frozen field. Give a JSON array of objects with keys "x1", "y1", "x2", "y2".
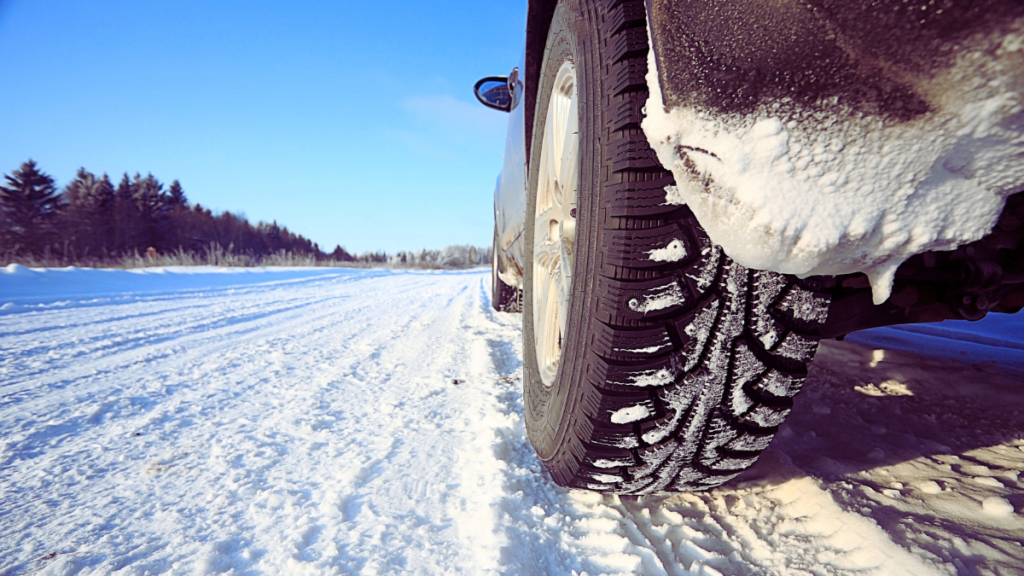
[{"x1": 1, "y1": 265, "x2": 1023, "y2": 575}]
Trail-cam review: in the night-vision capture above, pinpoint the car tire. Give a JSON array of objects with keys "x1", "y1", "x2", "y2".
[
  {"x1": 522, "y1": 0, "x2": 833, "y2": 493},
  {"x1": 492, "y1": 227, "x2": 522, "y2": 313}
]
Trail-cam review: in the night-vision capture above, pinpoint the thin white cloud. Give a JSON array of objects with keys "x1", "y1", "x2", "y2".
[{"x1": 401, "y1": 94, "x2": 508, "y2": 139}]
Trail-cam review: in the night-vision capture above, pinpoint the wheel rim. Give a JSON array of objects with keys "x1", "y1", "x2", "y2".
[{"x1": 533, "y1": 61, "x2": 579, "y2": 387}]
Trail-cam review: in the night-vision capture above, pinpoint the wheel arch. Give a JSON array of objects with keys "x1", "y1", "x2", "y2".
[{"x1": 524, "y1": 0, "x2": 559, "y2": 170}]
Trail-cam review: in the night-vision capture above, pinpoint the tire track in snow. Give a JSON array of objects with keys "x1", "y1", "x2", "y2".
[
  {"x1": 1, "y1": 268, "x2": 614, "y2": 574},
  {"x1": 2, "y1": 269, "x2": 500, "y2": 573},
  {"x1": 468, "y1": 279, "x2": 673, "y2": 576}
]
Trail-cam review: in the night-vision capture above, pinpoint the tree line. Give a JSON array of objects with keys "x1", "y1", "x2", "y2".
[{"x1": 0, "y1": 160, "x2": 490, "y2": 268}]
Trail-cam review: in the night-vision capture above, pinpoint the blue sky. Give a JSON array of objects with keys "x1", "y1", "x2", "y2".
[{"x1": 0, "y1": 0, "x2": 524, "y2": 253}]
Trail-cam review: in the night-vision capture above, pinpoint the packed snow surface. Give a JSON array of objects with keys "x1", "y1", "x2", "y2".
[
  {"x1": 2, "y1": 265, "x2": 1024, "y2": 574},
  {"x1": 642, "y1": 24, "x2": 1024, "y2": 304}
]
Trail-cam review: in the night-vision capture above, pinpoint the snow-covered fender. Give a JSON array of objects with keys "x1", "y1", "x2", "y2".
[
  {"x1": 517, "y1": 0, "x2": 1024, "y2": 303},
  {"x1": 642, "y1": 0, "x2": 1024, "y2": 304}
]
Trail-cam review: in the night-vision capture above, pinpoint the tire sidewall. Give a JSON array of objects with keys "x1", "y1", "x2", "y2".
[{"x1": 523, "y1": 0, "x2": 603, "y2": 466}]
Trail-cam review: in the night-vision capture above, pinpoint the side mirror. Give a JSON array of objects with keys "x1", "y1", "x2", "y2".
[{"x1": 474, "y1": 76, "x2": 512, "y2": 112}]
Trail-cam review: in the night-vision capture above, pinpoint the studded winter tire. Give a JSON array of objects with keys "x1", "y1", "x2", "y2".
[{"x1": 522, "y1": 0, "x2": 833, "y2": 494}]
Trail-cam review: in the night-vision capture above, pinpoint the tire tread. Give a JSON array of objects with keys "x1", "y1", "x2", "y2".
[{"x1": 534, "y1": 0, "x2": 831, "y2": 494}]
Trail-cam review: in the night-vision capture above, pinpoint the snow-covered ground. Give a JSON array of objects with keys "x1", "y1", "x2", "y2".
[{"x1": 2, "y1": 265, "x2": 1023, "y2": 575}]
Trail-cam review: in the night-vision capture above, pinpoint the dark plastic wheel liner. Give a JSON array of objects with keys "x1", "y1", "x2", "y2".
[
  {"x1": 492, "y1": 227, "x2": 523, "y2": 313},
  {"x1": 522, "y1": 0, "x2": 833, "y2": 494}
]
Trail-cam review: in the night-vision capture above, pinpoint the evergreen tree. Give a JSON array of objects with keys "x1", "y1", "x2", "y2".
[
  {"x1": 113, "y1": 173, "x2": 140, "y2": 254},
  {"x1": 61, "y1": 168, "x2": 97, "y2": 256},
  {"x1": 90, "y1": 174, "x2": 116, "y2": 256},
  {"x1": 0, "y1": 160, "x2": 60, "y2": 255},
  {"x1": 0, "y1": 160, "x2": 357, "y2": 266},
  {"x1": 61, "y1": 169, "x2": 116, "y2": 257},
  {"x1": 168, "y1": 180, "x2": 187, "y2": 206},
  {"x1": 132, "y1": 173, "x2": 171, "y2": 252},
  {"x1": 330, "y1": 245, "x2": 354, "y2": 261},
  {"x1": 0, "y1": 198, "x2": 9, "y2": 253}
]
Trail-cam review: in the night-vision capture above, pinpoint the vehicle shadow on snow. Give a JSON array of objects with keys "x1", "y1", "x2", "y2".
[
  {"x1": 737, "y1": 338, "x2": 1024, "y2": 488},
  {"x1": 482, "y1": 270, "x2": 1024, "y2": 573},
  {"x1": 604, "y1": 338, "x2": 1024, "y2": 574}
]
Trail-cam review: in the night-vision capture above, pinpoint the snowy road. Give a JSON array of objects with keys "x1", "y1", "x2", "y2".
[{"x1": 2, "y1": 266, "x2": 1023, "y2": 575}]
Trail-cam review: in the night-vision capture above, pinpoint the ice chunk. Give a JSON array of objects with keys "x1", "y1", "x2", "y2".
[
  {"x1": 611, "y1": 404, "x2": 651, "y2": 424},
  {"x1": 981, "y1": 497, "x2": 1015, "y2": 516},
  {"x1": 647, "y1": 239, "x2": 687, "y2": 262},
  {"x1": 627, "y1": 368, "x2": 674, "y2": 388},
  {"x1": 974, "y1": 477, "x2": 1003, "y2": 488},
  {"x1": 629, "y1": 283, "x2": 686, "y2": 314},
  {"x1": 591, "y1": 472, "x2": 624, "y2": 484},
  {"x1": 593, "y1": 458, "x2": 633, "y2": 469}
]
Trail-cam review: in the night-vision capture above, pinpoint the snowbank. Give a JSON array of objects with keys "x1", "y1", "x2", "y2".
[{"x1": 0, "y1": 263, "x2": 368, "y2": 306}]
